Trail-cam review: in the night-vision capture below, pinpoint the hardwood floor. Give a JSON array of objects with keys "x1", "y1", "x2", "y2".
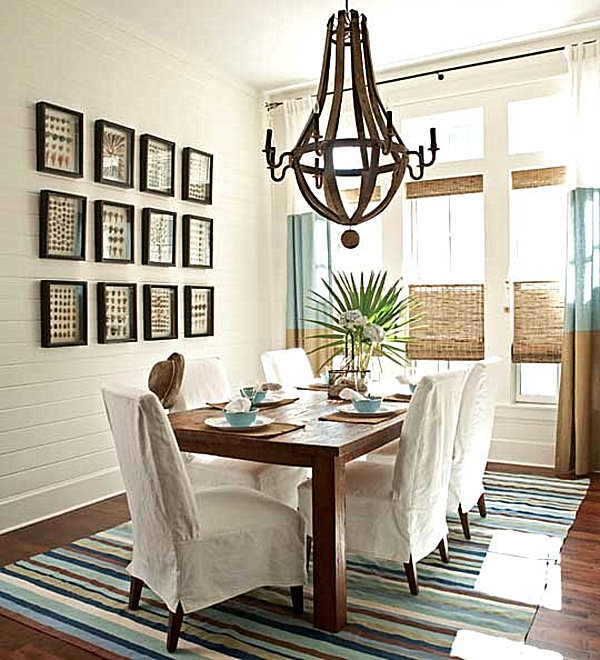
[{"x1": 0, "y1": 466, "x2": 598, "y2": 659}]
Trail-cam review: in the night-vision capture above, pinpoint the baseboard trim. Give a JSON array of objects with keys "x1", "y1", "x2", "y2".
[
  {"x1": 0, "y1": 467, "x2": 124, "y2": 534},
  {"x1": 490, "y1": 436, "x2": 554, "y2": 468}
]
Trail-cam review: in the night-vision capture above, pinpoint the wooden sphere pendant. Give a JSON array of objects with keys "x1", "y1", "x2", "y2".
[{"x1": 341, "y1": 229, "x2": 360, "y2": 249}]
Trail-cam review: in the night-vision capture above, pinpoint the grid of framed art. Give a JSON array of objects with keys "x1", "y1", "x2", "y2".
[{"x1": 36, "y1": 100, "x2": 216, "y2": 347}]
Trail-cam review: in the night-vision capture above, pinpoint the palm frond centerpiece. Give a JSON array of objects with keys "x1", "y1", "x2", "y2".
[{"x1": 304, "y1": 271, "x2": 414, "y2": 378}]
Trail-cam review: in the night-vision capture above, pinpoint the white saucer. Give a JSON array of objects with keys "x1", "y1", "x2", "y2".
[
  {"x1": 337, "y1": 404, "x2": 402, "y2": 417},
  {"x1": 204, "y1": 415, "x2": 275, "y2": 431}
]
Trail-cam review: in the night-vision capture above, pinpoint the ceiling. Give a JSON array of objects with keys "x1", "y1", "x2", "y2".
[{"x1": 78, "y1": 0, "x2": 600, "y2": 91}]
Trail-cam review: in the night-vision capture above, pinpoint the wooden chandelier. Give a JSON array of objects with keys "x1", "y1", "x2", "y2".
[{"x1": 263, "y1": 8, "x2": 439, "y2": 248}]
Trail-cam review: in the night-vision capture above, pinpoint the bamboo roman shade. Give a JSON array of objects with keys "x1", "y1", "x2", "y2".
[
  {"x1": 511, "y1": 166, "x2": 567, "y2": 190},
  {"x1": 512, "y1": 281, "x2": 564, "y2": 363},
  {"x1": 406, "y1": 174, "x2": 484, "y2": 199},
  {"x1": 408, "y1": 284, "x2": 485, "y2": 360}
]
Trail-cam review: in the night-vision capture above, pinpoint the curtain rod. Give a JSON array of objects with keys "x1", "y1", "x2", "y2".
[{"x1": 265, "y1": 41, "x2": 593, "y2": 111}]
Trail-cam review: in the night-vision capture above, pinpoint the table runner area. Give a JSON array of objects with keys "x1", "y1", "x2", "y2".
[{"x1": 0, "y1": 472, "x2": 589, "y2": 660}]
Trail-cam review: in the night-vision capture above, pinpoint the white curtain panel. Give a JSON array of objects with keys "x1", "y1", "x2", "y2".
[
  {"x1": 283, "y1": 96, "x2": 315, "y2": 216},
  {"x1": 568, "y1": 40, "x2": 600, "y2": 188}
]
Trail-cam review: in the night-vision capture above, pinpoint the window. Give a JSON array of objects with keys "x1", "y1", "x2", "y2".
[
  {"x1": 510, "y1": 167, "x2": 567, "y2": 403},
  {"x1": 408, "y1": 177, "x2": 485, "y2": 284},
  {"x1": 508, "y1": 95, "x2": 568, "y2": 156},
  {"x1": 331, "y1": 217, "x2": 383, "y2": 276},
  {"x1": 401, "y1": 107, "x2": 484, "y2": 163}
]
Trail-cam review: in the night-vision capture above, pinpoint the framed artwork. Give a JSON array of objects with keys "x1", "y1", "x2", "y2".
[
  {"x1": 142, "y1": 208, "x2": 176, "y2": 267},
  {"x1": 184, "y1": 285, "x2": 214, "y2": 337},
  {"x1": 182, "y1": 147, "x2": 213, "y2": 204},
  {"x1": 94, "y1": 200, "x2": 134, "y2": 263},
  {"x1": 36, "y1": 102, "x2": 83, "y2": 177},
  {"x1": 39, "y1": 190, "x2": 86, "y2": 260},
  {"x1": 97, "y1": 283, "x2": 137, "y2": 344},
  {"x1": 143, "y1": 284, "x2": 178, "y2": 340},
  {"x1": 182, "y1": 215, "x2": 212, "y2": 268},
  {"x1": 95, "y1": 120, "x2": 134, "y2": 188},
  {"x1": 140, "y1": 134, "x2": 175, "y2": 196},
  {"x1": 40, "y1": 280, "x2": 87, "y2": 347}
]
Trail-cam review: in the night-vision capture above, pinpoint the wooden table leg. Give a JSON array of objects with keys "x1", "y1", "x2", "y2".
[{"x1": 311, "y1": 455, "x2": 346, "y2": 632}]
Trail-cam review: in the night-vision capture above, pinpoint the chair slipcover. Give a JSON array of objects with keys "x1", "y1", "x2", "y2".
[
  {"x1": 298, "y1": 370, "x2": 466, "y2": 564},
  {"x1": 261, "y1": 347, "x2": 314, "y2": 388},
  {"x1": 171, "y1": 357, "x2": 309, "y2": 507},
  {"x1": 102, "y1": 385, "x2": 305, "y2": 614},
  {"x1": 447, "y1": 357, "x2": 500, "y2": 513}
]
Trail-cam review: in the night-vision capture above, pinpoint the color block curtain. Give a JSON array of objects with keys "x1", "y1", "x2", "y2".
[
  {"x1": 555, "y1": 41, "x2": 600, "y2": 476},
  {"x1": 283, "y1": 98, "x2": 334, "y2": 374}
]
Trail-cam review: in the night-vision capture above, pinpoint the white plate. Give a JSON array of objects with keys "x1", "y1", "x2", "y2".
[
  {"x1": 337, "y1": 404, "x2": 403, "y2": 417},
  {"x1": 204, "y1": 415, "x2": 275, "y2": 431},
  {"x1": 256, "y1": 393, "x2": 285, "y2": 404}
]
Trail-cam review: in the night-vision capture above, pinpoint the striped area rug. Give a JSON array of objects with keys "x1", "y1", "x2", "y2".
[{"x1": 0, "y1": 472, "x2": 589, "y2": 659}]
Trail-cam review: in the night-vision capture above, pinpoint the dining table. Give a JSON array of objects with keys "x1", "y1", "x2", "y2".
[{"x1": 169, "y1": 388, "x2": 406, "y2": 633}]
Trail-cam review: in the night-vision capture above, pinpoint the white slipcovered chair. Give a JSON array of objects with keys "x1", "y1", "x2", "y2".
[
  {"x1": 102, "y1": 385, "x2": 305, "y2": 652},
  {"x1": 298, "y1": 370, "x2": 466, "y2": 594},
  {"x1": 171, "y1": 357, "x2": 309, "y2": 508},
  {"x1": 260, "y1": 347, "x2": 314, "y2": 388},
  {"x1": 448, "y1": 357, "x2": 500, "y2": 539}
]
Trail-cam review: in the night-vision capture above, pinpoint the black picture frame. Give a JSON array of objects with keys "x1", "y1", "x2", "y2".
[
  {"x1": 143, "y1": 284, "x2": 178, "y2": 340},
  {"x1": 94, "y1": 200, "x2": 135, "y2": 264},
  {"x1": 184, "y1": 285, "x2": 214, "y2": 337},
  {"x1": 182, "y1": 215, "x2": 213, "y2": 268},
  {"x1": 94, "y1": 120, "x2": 135, "y2": 188},
  {"x1": 182, "y1": 147, "x2": 213, "y2": 204},
  {"x1": 97, "y1": 283, "x2": 138, "y2": 344},
  {"x1": 36, "y1": 101, "x2": 84, "y2": 178},
  {"x1": 140, "y1": 134, "x2": 175, "y2": 196},
  {"x1": 39, "y1": 190, "x2": 86, "y2": 260},
  {"x1": 142, "y1": 208, "x2": 176, "y2": 267},
  {"x1": 40, "y1": 280, "x2": 88, "y2": 347}
]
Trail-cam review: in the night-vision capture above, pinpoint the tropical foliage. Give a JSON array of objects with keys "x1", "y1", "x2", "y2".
[{"x1": 304, "y1": 271, "x2": 414, "y2": 371}]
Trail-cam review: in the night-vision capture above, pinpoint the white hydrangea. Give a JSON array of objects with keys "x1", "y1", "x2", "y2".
[
  {"x1": 364, "y1": 323, "x2": 385, "y2": 343},
  {"x1": 339, "y1": 309, "x2": 367, "y2": 329}
]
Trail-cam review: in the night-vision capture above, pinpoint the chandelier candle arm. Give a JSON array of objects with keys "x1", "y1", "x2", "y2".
[{"x1": 263, "y1": 6, "x2": 440, "y2": 247}]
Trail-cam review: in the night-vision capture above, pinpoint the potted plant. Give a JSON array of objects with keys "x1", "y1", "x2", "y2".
[{"x1": 305, "y1": 271, "x2": 413, "y2": 396}]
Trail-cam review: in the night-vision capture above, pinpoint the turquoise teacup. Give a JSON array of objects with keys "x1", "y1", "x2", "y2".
[
  {"x1": 252, "y1": 390, "x2": 267, "y2": 404},
  {"x1": 224, "y1": 408, "x2": 258, "y2": 427},
  {"x1": 352, "y1": 396, "x2": 383, "y2": 413}
]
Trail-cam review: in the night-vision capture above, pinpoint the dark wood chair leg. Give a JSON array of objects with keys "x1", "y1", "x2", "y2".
[
  {"x1": 477, "y1": 493, "x2": 487, "y2": 518},
  {"x1": 306, "y1": 535, "x2": 312, "y2": 572},
  {"x1": 404, "y1": 555, "x2": 419, "y2": 595},
  {"x1": 438, "y1": 537, "x2": 450, "y2": 563},
  {"x1": 166, "y1": 603, "x2": 184, "y2": 653},
  {"x1": 290, "y1": 585, "x2": 304, "y2": 614},
  {"x1": 458, "y1": 504, "x2": 471, "y2": 540},
  {"x1": 128, "y1": 576, "x2": 143, "y2": 610}
]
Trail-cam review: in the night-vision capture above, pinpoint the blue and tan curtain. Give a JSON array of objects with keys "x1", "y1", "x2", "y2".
[
  {"x1": 555, "y1": 42, "x2": 600, "y2": 476},
  {"x1": 286, "y1": 212, "x2": 333, "y2": 374}
]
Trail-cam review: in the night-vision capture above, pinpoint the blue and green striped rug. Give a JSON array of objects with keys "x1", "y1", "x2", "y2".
[{"x1": 0, "y1": 472, "x2": 589, "y2": 659}]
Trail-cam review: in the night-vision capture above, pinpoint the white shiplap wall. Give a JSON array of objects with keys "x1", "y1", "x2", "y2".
[{"x1": 0, "y1": 0, "x2": 273, "y2": 532}]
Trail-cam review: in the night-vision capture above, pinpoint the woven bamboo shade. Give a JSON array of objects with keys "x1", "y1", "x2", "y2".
[
  {"x1": 406, "y1": 174, "x2": 484, "y2": 199},
  {"x1": 511, "y1": 166, "x2": 567, "y2": 190},
  {"x1": 512, "y1": 281, "x2": 564, "y2": 363},
  {"x1": 408, "y1": 284, "x2": 485, "y2": 360}
]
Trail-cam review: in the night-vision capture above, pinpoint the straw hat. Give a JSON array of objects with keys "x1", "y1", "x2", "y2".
[{"x1": 148, "y1": 352, "x2": 185, "y2": 409}]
